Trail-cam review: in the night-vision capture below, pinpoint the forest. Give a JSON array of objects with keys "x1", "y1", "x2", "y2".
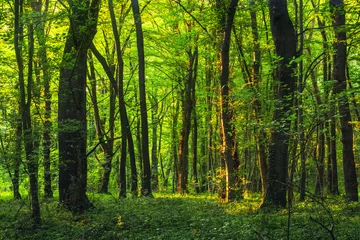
[{"x1": 0, "y1": 0, "x2": 360, "y2": 239}]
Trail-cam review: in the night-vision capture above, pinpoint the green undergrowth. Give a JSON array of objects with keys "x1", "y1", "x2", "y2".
[{"x1": 0, "y1": 191, "x2": 359, "y2": 239}]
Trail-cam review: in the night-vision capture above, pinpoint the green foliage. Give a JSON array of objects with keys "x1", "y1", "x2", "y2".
[{"x1": 0, "y1": 191, "x2": 359, "y2": 239}]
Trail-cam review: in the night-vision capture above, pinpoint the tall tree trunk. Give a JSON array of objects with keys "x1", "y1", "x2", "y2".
[
  {"x1": 88, "y1": 52, "x2": 115, "y2": 194},
  {"x1": 108, "y1": 0, "x2": 138, "y2": 197},
  {"x1": 131, "y1": 0, "x2": 152, "y2": 196},
  {"x1": 219, "y1": 0, "x2": 238, "y2": 202},
  {"x1": 13, "y1": 117, "x2": 22, "y2": 200},
  {"x1": 15, "y1": 0, "x2": 41, "y2": 226},
  {"x1": 192, "y1": 99, "x2": 199, "y2": 193},
  {"x1": 205, "y1": 57, "x2": 214, "y2": 193},
  {"x1": 178, "y1": 46, "x2": 198, "y2": 194},
  {"x1": 32, "y1": 0, "x2": 53, "y2": 198},
  {"x1": 58, "y1": 0, "x2": 100, "y2": 213},
  {"x1": 310, "y1": 0, "x2": 339, "y2": 195},
  {"x1": 330, "y1": 0, "x2": 358, "y2": 201},
  {"x1": 249, "y1": 0, "x2": 267, "y2": 197},
  {"x1": 150, "y1": 95, "x2": 159, "y2": 191},
  {"x1": 262, "y1": 1, "x2": 297, "y2": 208}
]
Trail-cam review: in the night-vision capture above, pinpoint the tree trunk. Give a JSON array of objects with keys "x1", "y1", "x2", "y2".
[
  {"x1": 150, "y1": 95, "x2": 159, "y2": 191},
  {"x1": 108, "y1": 0, "x2": 138, "y2": 197},
  {"x1": 219, "y1": 0, "x2": 238, "y2": 202},
  {"x1": 178, "y1": 46, "x2": 198, "y2": 194},
  {"x1": 131, "y1": 0, "x2": 151, "y2": 197},
  {"x1": 88, "y1": 52, "x2": 115, "y2": 194},
  {"x1": 249, "y1": 0, "x2": 267, "y2": 197},
  {"x1": 13, "y1": 118, "x2": 22, "y2": 200},
  {"x1": 15, "y1": 0, "x2": 40, "y2": 226},
  {"x1": 262, "y1": 1, "x2": 297, "y2": 208},
  {"x1": 58, "y1": 0, "x2": 100, "y2": 213},
  {"x1": 192, "y1": 105, "x2": 199, "y2": 193},
  {"x1": 330, "y1": 0, "x2": 358, "y2": 201},
  {"x1": 31, "y1": 0, "x2": 53, "y2": 199}
]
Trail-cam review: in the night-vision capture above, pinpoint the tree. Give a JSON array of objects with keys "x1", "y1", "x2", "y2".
[
  {"x1": 87, "y1": 52, "x2": 115, "y2": 194},
  {"x1": 219, "y1": 0, "x2": 239, "y2": 202},
  {"x1": 131, "y1": 0, "x2": 152, "y2": 196},
  {"x1": 32, "y1": 0, "x2": 53, "y2": 199},
  {"x1": 58, "y1": 0, "x2": 100, "y2": 213},
  {"x1": 330, "y1": 0, "x2": 358, "y2": 201},
  {"x1": 262, "y1": 0, "x2": 297, "y2": 208},
  {"x1": 14, "y1": 0, "x2": 41, "y2": 226}
]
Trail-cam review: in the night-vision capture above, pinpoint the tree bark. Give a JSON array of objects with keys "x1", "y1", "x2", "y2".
[
  {"x1": 262, "y1": 1, "x2": 297, "y2": 208},
  {"x1": 15, "y1": 0, "x2": 41, "y2": 226},
  {"x1": 219, "y1": 0, "x2": 239, "y2": 202},
  {"x1": 58, "y1": 0, "x2": 100, "y2": 213},
  {"x1": 249, "y1": 0, "x2": 267, "y2": 197},
  {"x1": 131, "y1": 0, "x2": 152, "y2": 196},
  {"x1": 150, "y1": 95, "x2": 159, "y2": 191},
  {"x1": 330, "y1": 0, "x2": 358, "y2": 201}
]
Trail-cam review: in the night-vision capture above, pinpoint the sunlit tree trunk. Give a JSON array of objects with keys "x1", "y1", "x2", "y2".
[{"x1": 219, "y1": 0, "x2": 239, "y2": 202}]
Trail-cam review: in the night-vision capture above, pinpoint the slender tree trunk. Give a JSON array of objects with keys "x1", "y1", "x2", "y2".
[
  {"x1": 330, "y1": 0, "x2": 358, "y2": 201},
  {"x1": 193, "y1": 106, "x2": 199, "y2": 193},
  {"x1": 170, "y1": 97, "x2": 179, "y2": 190},
  {"x1": 15, "y1": 0, "x2": 40, "y2": 226},
  {"x1": 150, "y1": 96, "x2": 159, "y2": 191},
  {"x1": 108, "y1": 0, "x2": 138, "y2": 197},
  {"x1": 88, "y1": 53, "x2": 115, "y2": 194},
  {"x1": 13, "y1": 118, "x2": 22, "y2": 200},
  {"x1": 178, "y1": 46, "x2": 198, "y2": 194},
  {"x1": 310, "y1": 0, "x2": 339, "y2": 195},
  {"x1": 31, "y1": 0, "x2": 53, "y2": 198},
  {"x1": 249, "y1": 0, "x2": 267, "y2": 197},
  {"x1": 219, "y1": 0, "x2": 239, "y2": 202},
  {"x1": 297, "y1": 0, "x2": 307, "y2": 202},
  {"x1": 131, "y1": 0, "x2": 152, "y2": 196},
  {"x1": 205, "y1": 58, "x2": 214, "y2": 192},
  {"x1": 262, "y1": 1, "x2": 297, "y2": 208}
]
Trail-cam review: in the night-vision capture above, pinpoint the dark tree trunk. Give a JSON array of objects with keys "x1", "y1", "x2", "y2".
[
  {"x1": 108, "y1": 0, "x2": 138, "y2": 197},
  {"x1": 262, "y1": 1, "x2": 297, "y2": 208},
  {"x1": 119, "y1": 138, "x2": 127, "y2": 198},
  {"x1": 178, "y1": 47, "x2": 198, "y2": 194},
  {"x1": 330, "y1": 0, "x2": 358, "y2": 201},
  {"x1": 88, "y1": 53, "x2": 115, "y2": 194},
  {"x1": 31, "y1": 0, "x2": 53, "y2": 198},
  {"x1": 58, "y1": 0, "x2": 100, "y2": 213},
  {"x1": 131, "y1": 0, "x2": 152, "y2": 197},
  {"x1": 15, "y1": 0, "x2": 40, "y2": 226},
  {"x1": 150, "y1": 95, "x2": 159, "y2": 191},
  {"x1": 219, "y1": 0, "x2": 238, "y2": 202},
  {"x1": 13, "y1": 119, "x2": 22, "y2": 200},
  {"x1": 249, "y1": 0, "x2": 267, "y2": 197},
  {"x1": 170, "y1": 97, "x2": 179, "y2": 190},
  {"x1": 205, "y1": 58, "x2": 214, "y2": 193},
  {"x1": 192, "y1": 101, "x2": 199, "y2": 193},
  {"x1": 311, "y1": 68, "x2": 325, "y2": 196},
  {"x1": 310, "y1": 0, "x2": 339, "y2": 196}
]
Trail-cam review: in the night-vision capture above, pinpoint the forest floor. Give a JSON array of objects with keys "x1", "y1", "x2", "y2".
[{"x1": 0, "y1": 190, "x2": 359, "y2": 239}]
